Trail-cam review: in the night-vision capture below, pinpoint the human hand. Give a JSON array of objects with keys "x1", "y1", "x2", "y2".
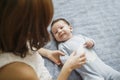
[
  {"x1": 64, "y1": 51, "x2": 86, "y2": 71},
  {"x1": 84, "y1": 40, "x2": 94, "y2": 48},
  {"x1": 47, "y1": 50, "x2": 65, "y2": 65}
]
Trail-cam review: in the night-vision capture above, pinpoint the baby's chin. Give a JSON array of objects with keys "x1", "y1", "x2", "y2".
[{"x1": 58, "y1": 37, "x2": 69, "y2": 42}]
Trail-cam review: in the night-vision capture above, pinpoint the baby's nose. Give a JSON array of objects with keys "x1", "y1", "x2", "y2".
[{"x1": 58, "y1": 29, "x2": 62, "y2": 33}]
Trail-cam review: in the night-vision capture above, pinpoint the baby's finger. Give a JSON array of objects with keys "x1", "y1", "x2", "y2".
[{"x1": 83, "y1": 44, "x2": 87, "y2": 48}]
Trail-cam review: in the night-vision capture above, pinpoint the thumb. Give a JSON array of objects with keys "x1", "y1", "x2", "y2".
[
  {"x1": 57, "y1": 51, "x2": 65, "y2": 56},
  {"x1": 51, "y1": 57, "x2": 61, "y2": 65},
  {"x1": 83, "y1": 44, "x2": 87, "y2": 48}
]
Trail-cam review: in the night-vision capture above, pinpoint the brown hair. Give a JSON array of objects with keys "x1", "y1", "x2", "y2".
[{"x1": 0, "y1": 0, "x2": 54, "y2": 57}]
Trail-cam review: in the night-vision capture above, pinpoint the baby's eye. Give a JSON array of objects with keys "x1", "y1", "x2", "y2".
[{"x1": 60, "y1": 26, "x2": 63, "y2": 29}]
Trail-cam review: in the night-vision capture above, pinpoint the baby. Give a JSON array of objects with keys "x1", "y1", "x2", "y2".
[{"x1": 51, "y1": 18, "x2": 120, "y2": 80}]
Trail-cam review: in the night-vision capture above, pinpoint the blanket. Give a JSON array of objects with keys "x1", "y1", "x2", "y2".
[{"x1": 44, "y1": 0, "x2": 120, "y2": 80}]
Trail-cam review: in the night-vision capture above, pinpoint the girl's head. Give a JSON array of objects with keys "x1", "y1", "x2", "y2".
[
  {"x1": 51, "y1": 18, "x2": 73, "y2": 42},
  {"x1": 0, "y1": 0, "x2": 53, "y2": 57}
]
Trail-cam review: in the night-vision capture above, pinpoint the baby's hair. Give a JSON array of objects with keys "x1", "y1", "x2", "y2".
[{"x1": 51, "y1": 18, "x2": 70, "y2": 27}]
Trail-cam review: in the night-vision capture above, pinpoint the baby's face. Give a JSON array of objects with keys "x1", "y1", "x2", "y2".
[{"x1": 51, "y1": 20, "x2": 73, "y2": 42}]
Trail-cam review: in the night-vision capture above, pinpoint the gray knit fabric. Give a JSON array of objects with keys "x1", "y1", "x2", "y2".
[{"x1": 44, "y1": 0, "x2": 120, "y2": 80}]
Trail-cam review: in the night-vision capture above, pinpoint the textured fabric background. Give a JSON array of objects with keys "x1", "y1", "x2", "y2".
[{"x1": 44, "y1": 0, "x2": 120, "y2": 80}]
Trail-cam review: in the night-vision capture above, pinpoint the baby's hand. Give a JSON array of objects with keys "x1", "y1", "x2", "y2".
[{"x1": 84, "y1": 40, "x2": 94, "y2": 48}]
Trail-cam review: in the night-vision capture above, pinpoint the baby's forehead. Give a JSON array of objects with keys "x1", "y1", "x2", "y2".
[
  {"x1": 51, "y1": 20, "x2": 70, "y2": 31},
  {"x1": 54, "y1": 20, "x2": 68, "y2": 26},
  {"x1": 58, "y1": 20, "x2": 68, "y2": 24},
  {"x1": 52, "y1": 24, "x2": 62, "y2": 30}
]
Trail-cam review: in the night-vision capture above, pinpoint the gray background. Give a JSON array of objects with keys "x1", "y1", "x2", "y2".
[{"x1": 44, "y1": 0, "x2": 120, "y2": 80}]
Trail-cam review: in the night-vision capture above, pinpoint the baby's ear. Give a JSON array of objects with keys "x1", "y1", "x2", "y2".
[{"x1": 70, "y1": 26, "x2": 73, "y2": 32}]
